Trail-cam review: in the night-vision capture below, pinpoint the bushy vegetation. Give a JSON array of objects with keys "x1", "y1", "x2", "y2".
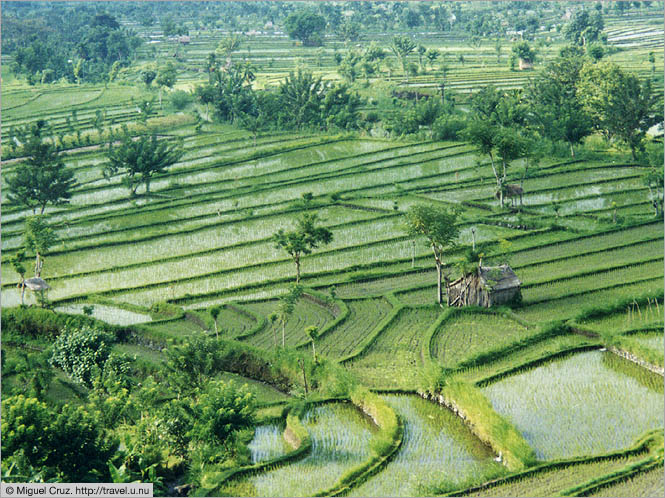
[{"x1": 1, "y1": 1, "x2": 663, "y2": 495}]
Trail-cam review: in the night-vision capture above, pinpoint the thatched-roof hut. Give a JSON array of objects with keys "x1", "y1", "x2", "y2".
[
  {"x1": 446, "y1": 265, "x2": 521, "y2": 307},
  {"x1": 24, "y1": 277, "x2": 51, "y2": 291}
]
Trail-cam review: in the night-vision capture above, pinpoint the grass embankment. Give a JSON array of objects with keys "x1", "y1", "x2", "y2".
[
  {"x1": 422, "y1": 380, "x2": 537, "y2": 472},
  {"x1": 443, "y1": 430, "x2": 663, "y2": 497},
  {"x1": 315, "y1": 386, "x2": 403, "y2": 496}
]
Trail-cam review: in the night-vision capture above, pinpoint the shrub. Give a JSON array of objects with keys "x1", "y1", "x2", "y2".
[
  {"x1": 433, "y1": 115, "x2": 467, "y2": 141},
  {"x1": 189, "y1": 380, "x2": 255, "y2": 446},
  {"x1": 169, "y1": 90, "x2": 193, "y2": 110},
  {"x1": 49, "y1": 326, "x2": 121, "y2": 388},
  {"x1": 1, "y1": 395, "x2": 116, "y2": 481}
]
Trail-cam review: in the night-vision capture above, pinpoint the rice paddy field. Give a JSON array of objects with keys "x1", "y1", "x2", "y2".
[
  {"x1": 481, "y1": 351, "x2": 664, "y2": 460},
  {"x1": 2, "y1": 3, "x2": 663, "y2": 496}
]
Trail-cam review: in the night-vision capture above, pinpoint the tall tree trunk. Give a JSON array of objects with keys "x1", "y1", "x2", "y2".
[
  {"x1": 569, "y1": 141, "x2": 575, "y2": 158},
  {"x1": 436, "y1": 259, "x2": 442, "y2": 305},
  {"x1": 312, "y1": 341, "x2": 316, "y2": 361},
  {"x1": 35, "y1": 252, "x2": 42, "y2": 278},
  {"x1": 20, "y1": 278, "x2": 26, "y2": 306},
  {"x1": 295, "y1": 256, "x2": 301, "y2": 283},
  {"x1": 282, "y1": 320, "x2": 286, "y2": 348}
]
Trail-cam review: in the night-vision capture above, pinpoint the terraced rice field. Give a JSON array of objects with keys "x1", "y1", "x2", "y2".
[
  {"x1": 54, "y1": 304, "x2": 152, "y2": 326},
  {"x1": 248, "y1": 425, "x2": 288, "y2": 464},
  {"x1": 2, "y1": 8, "x2": 664, "y2": 496},
  {"x1": 317, "y1": 297, "x2": 393, "y2": 359},
  {"x1": 464, "y1": 454, "x2": 650, "y2": 497},
  {"x1": 432, "y1": 313, "x2": 530, "y2": 368},
  {"x1": 588, "y1": 466, "x2": 665, "y2": 497},
  {"x1": 241, "y1": 296, "x2": 336, "y2": 348},
  {"x1": 350, "y1": 307, "x2": 442, "y2": 389},
  {"x1": 353, "y1": 395, "x2": 501, "y2": 496},
  {"x1": 235, "y1": 403, "x2": 376, "y2": 497},
  {"x1": 482, "y1": 351, "x2": 664, "y2": 459}
]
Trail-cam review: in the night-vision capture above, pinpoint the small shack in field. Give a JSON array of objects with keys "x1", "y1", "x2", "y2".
[
  {"x1": 446, "y1": 265, "x2": 521, "y2": 307},
  {"x1": 24, "y1": 277, "x2": 50, "y2": 292}
]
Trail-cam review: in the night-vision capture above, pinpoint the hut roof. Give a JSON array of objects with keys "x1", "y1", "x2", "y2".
[
  {"x1": 478, "y1": 265, "x2": 520, "y2": 291},
  {"x1": 24, "y1": 277, "x2": 51, "y2": 291}
]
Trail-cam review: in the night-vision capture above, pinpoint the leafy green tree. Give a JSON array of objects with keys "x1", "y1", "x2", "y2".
[
  {"x1": 587, "y1": 43, "x2": 605, "y2": 61},
  {"x1": 6, "y1": 351, "x2": 53, "y2": 400},
  {"x1": 278, "y1": 69, "x2": 325, "y2": 129},
  {"x1": 578, "y1": 61, "x2": 656, "y2": 159},
  {"x1": 322, "y1": 83, "x2": 362, "y2": 130},
  {"x1": 337, "y1": 20, "x2": 360, "y2": 42},
  {"x1": 391, "y1": 35, "x2": 416, "y2": 81},
  {"x1": 203, "y1": 63, "x2": 257, "y2": 123},
  {"x1": 404, "y1": 205, "x2": 460, "y2": 305},
  {"x1": 526, "y1": 56, "x2": 592, "y2": 157},
  {"x1": 643, "y1": 166, "x2": 664, "y2": 216},
  {"x1": 494, "y1": 128, "x2": 526, "y2": 207},
  {"x1": 105, "y1": 134, "x2": 183, "y2": 196},
  {"x1": 7, "y1": 133, "x2": 77, "y2": 215},
  {"x1": 2, "y1": 395, "x2": 116, "y2": 481},
  {"x1": 163, "y1": 336, "x2": 228, "y2": 396},
  {"x1": 285, "y1": 9, "x2": 326, "y2": 46},
  {"x1": 305, "y1": 326, "x2": 319, "y2": 362},
  {"x1": 155, "y1": 62, "x2": 177, "y2": 108},
  {"x1": 511, "y1": 40, "x2": 536, "y2": 67},
  {"x1": 190, "y1": 381, "x2": 255, "y2": 446},
  {"x1": 216, "y1": 34, "x2": 243, "y2": 60},
  {"x1": 563, "y1": 9, "x2": 604, "y2": 46},
  {"x1": 49, "y1": 326, "x2": 119, "y2": 388},
  {"x1": 273, "y1": 213, "x2": 333, "y2": 283},
  {"x1": 425, "y1": 48, "x2": 440, "y2": 71},
  {"x1": 24, "y1": 216, "x2": 57, "y2": 278},
  {"x1": 641, "y1": 142, "x2": 664, "y2": 216},
  {"x1": 141, "y1": 67, "x2": 156, "y2": 87},
  {"x1": 210, "y1": 305, "x2": 222, "y2": 338}
]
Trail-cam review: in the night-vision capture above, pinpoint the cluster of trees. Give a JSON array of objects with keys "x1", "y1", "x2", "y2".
[
  {"x1": 2, "y1": 329, "x2": 256, "y2": 490},
  {"x1": 6, "y1": 10, "x2": 141, "y2": 84},
  {"x1": 387, "y1": 48, "x2": 658, "y2": 197},
  {"x1": 196, "y1": 62, "x2": 363, "y2": 133}
]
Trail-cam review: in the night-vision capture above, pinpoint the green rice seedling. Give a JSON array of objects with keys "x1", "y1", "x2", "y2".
[
  {"x1": 458, "y1": 334, "x2": 597, "y2": 385},
  {"x1": 54, "y1": 303, "x2": 151, "y2": 326},
  {"x1": 515, "y1": 279, "x2": 664, "y2": 323},
  {"x1": 242, "y1": 297, "x2": 336, "y2": 349},
  {"x1": 352, "y1": 395, "x2": 501, "y2": 497},
  {"x1": 334, "y1": 270, "x2": 435, "y2": 298},
  {"x1": 522, "y1": 260, "x2": 663, "y2": 304},
  {"x1": 481, "y1": 351, "x2": 664, "y2": 460},
  {"x1": 350, "y1": 308, "x2": 442, "y2": 389},
  {"x1": 513, "y1": 228, "x2": 663, "y2": 271},
  {"x1": 248, "y1": 424, "x2": 288, "y2": 464},
  {"x1": 209, "y1": 305, "x2": 257, "y2": 337},
  {"x1": 432, "y1": 312, "x2": 530, "y2": 368},
  {"x1": 239, "y1": 403, "x2": 376, "y2": 497},
  {"x1": 516, "y1": 239, "x2": 663, "y2": 287},
  {"x1": 317, "y1": 297, "x2": 393, "y2": 359},
  {"x1": 588, "y1": 466, "x2": 665, "y2": 497},
  {"x1": 580, "y1": 299, "x2": 664, "y2": 333},
  {"x1": 465, "y1": 455, "x2": 648, "y2": 497},
  {"x1": 395, "y1": 286, "x2": 438, "y2": 306},
  {"x1": 632, "y1": 333, "x2": 665, "y2": 352}
]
